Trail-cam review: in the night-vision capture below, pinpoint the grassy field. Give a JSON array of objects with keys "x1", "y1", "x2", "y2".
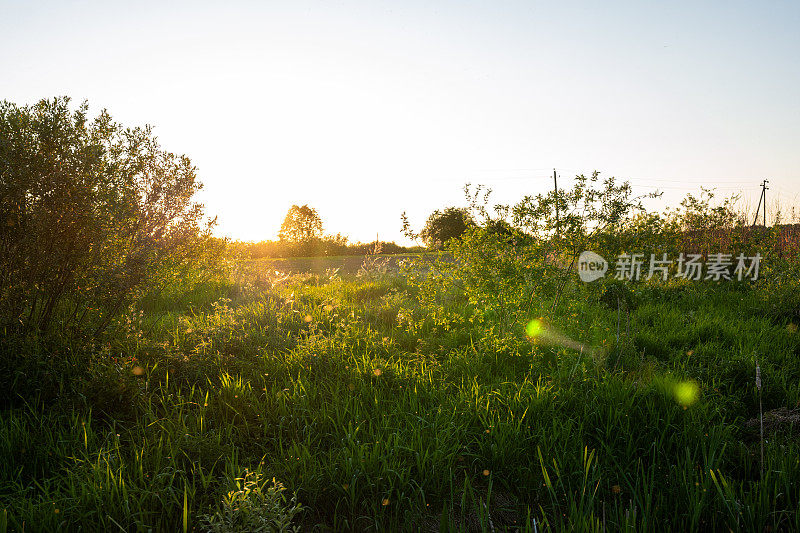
[
  {"x1": 252, "y1": 253, "x2": 431, "y2": 275},
  {"x1": 1, "y1": 255, "x2": 799, "y2": 531}
]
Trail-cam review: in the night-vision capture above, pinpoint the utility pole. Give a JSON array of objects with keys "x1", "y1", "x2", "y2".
[
  {"x1": 753, "y1": 179, "x2": 769, "y2": 227},
  {"x1": 553, "y1": 169, "x2": 560, "y2": 233},
  {"x1": 753, "y1": 187, "x2": 762, "y2": 226}
]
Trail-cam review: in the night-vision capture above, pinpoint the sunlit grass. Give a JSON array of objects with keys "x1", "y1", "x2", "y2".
[{"x1": 1, "y1": 270, "x2": 799, "y2": 531}]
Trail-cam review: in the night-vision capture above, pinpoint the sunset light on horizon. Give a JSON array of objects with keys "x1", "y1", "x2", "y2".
[{"x1": 2, "y1": 1, "x2": 798, "y2": 244}]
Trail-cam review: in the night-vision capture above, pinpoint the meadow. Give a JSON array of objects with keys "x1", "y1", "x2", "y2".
[
  {"x1": 252, "y1": 253, "x2": 424, "y2": 276},
  {"x1": 1, "y1": 243, "x2": 799, "y2": 532}
]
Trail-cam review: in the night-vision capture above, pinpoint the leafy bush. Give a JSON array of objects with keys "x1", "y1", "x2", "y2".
[
  {"x1": 0, "y1": 97, "x2": 220, "y2": 339},
  {"x1": 198, "y1": 471, "x2": 304, "y2": 533}
]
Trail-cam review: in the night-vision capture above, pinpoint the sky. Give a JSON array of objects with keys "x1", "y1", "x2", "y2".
[{"x1": 2, "y1": 1, "x2": 799, "y2": 244}]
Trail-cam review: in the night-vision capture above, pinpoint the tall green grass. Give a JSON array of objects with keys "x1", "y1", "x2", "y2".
[{"x1": 1, "y1": 270, "x2": 798, "y2": 531}]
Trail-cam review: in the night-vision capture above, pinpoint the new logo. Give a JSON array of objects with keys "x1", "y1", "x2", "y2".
[{"x1": 578, "y1": 251, "x2": 608, "y2": 282}]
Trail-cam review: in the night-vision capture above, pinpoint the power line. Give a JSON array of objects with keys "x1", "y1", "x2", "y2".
[
  {"x1": 476, "y1": 167, "x2": 553, "y2": 172},
  {"x1": 623, "y1": 176, "x2": 756, "y2": 184},
  {"x1": 628, "y1": 184, "x2": 756, "y2": 191},
  {"x1": 430, "y1": 171, "x2": 798, "y2": 194},
  {"x1": 628, "y1": 178, "x2": 752, "y2": 185}
]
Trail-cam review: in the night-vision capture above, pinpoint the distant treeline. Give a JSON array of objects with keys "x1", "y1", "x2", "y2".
[
  {"x1": 227, "y1": 223, "x2": 800, "y2": 260},
  {"x1": 227, "y1": 236, "x2": 424, "y2": 259}
]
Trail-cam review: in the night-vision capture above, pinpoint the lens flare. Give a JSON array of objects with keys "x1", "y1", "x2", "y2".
[
  {"x1": 525, "y1": 319, "x2": 543, "y2": 338},
  {"x1": 674, "y1": 381, "x2": 699, "y2": 407},
  {"x1": 525, "y1": 318, "x2": 604, "y2": 361}
]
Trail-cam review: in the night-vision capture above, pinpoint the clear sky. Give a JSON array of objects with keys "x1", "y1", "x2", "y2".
[{"x1": 2, "y1": 1, "x2": 798, "y2": 243}]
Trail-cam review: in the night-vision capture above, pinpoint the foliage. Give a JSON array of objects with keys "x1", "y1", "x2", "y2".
[
  {"x1": 278, "y1": 205, "x2": 323, "y2": 244},
  {"x1": 676, "y1": 188, "x2": 744, "y2": 232},
  {"x1": 198, "y1": 471, "x2": 303, "y2": 533},
  {"x1": 0, "y1": 252, "x2": 799, "y2": 530},
  {"x1": 512, "y1": 171, "x2": 660, "y2": 261},
  {"x1": 356, "y1": 241, "x2": 390, "y2": 279},
  {"x1": 402, "y1": 226, "x2": 552, "y2": 347},
  {"x1": 0, "y1": 97, "x2": 215, "y2": 339},
  {"x1": 1, "y1": 260, "x2": 798, "y2": 531},
  {"x1": 405, "y1": 206, "x2": 475, "y2": 249}
]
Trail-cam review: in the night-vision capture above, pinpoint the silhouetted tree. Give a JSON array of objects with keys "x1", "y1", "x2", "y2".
[
  {"x1": 420, "y1": 207, "x2": 474, "y2": 249},
  {"x1": 278, "y1": 204, "x2": 323, "y2": 244}
]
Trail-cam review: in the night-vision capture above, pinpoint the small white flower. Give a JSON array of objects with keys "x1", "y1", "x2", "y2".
[{"x1": 755, "y1": 362, "x2": 761, "y2": 390}]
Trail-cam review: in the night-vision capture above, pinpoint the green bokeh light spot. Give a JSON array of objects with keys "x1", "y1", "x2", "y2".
[
  {"x1": 674, "y1": 381, "x2": 699, "y2": 407},
  {"x1": 526, "y1": 319, "x2": 543, "y2": 338}
]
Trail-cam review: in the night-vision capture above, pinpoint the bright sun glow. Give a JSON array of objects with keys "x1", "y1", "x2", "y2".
[{"x1": 2, "y1": 2, "x2": 797, "y2": 244}]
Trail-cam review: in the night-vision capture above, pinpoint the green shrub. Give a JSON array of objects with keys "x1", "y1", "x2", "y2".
[
  {"x1": 198, "y1": 471, "x2": 304, "y2": 533},
  {"x1": 0, "y1": 97, "x2": 221, "y2": 340}
]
